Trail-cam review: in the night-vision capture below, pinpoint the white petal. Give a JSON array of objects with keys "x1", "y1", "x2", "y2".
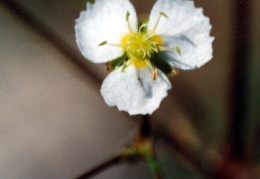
[
  {"x1": 101, "y1": 66, "x2": 171, "y2": 115},
  {"x1": 75, "y1": 0, "x2": 137, "y2": 63},
  {"x1": 148, "y1": 0, "x2": 214, "y2": 70}
]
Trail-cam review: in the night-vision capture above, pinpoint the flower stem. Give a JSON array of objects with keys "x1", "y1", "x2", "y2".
[
  {"x1": 139, "y1": 115, "x2": 164, "y2": 179},
  {"x1": 75, "y1": 115, "x2": 164, "y2": 179},
  {"x1": 140, "y1": 115, "x2": 152, "y2": 137},
  {"x1": 146, "y1": 151, "x2": 163, "y2": 179}
]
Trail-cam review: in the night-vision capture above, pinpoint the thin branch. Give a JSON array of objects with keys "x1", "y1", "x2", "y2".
[
  {"x1": 226, "y1": 0, "x2": 253, "y2": 161},
  {"x1": 248, "y1": 124, "x2": 260, "y2": 162},
  {"x1": 75, "y1": 155, "x2": 122, "y2": 179}
]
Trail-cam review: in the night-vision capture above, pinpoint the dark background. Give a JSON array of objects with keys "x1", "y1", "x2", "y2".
[{"x1": 0, "y1": 0, "x2": 259, "y2": 178}]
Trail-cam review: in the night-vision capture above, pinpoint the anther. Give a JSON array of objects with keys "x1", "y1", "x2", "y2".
[
  {"x1": 168, "y1": 68, "x2": 179, "y2": 76},
  {"x1": 158, "y1": 45, "x2": 181, "y2": 55},
  {"x1": 176, "y1": 45, "x2": 182, "y2": 55},
  {"x1": 152, "y1": 68, "x2": 158, "y2": 80},
  {"x1": 106, "y1": 62, "x2": 111, "y2": 72},
  {"x1": 98, "y1": 41, "x2": 107, "y2": 46}
]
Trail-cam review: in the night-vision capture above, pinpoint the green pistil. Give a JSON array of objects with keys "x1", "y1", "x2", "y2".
[{"x1": 126, "y1": 33, "x2": 157, "y2": 60}]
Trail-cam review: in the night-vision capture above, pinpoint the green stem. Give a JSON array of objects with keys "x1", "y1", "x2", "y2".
[{"x1": 147, "y1": 154, "x2": 163, "y2": 179}]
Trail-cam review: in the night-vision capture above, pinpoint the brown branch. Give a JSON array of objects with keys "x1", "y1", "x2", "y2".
[
  {"x1": 248, "y1": 124, "x2": 260, "y2": 162},
  {"x1": 226, "y1": 0, "x2": 253, "y2": 161},
  {"x1": 75, "y1": 155, "x2": 122, "y2": 179}
]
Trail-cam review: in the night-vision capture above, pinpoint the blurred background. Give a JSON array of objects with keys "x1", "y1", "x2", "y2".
[{"x1": 0, "y1": 0, "x2": 259, "y2": 178}]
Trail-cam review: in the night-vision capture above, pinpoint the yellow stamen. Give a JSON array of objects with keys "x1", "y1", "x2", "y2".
[
  {"x1": 126, "y1": 11, "x2": 134, "y2": 35},
  {"x1": 123, "y1": 33, "x2": 159, "y2": 67},
  {"x1": 138, "y1": 23, "x2": 147, "y2": 32},
  {"x1": 98, "y1": 41, "x2": 121, "y2": 47},
  {"x1": 121, "y1": 60, "x2": 127, "y2": 72},
  {"x1": 158, "y1": 46, "x2": 175, "y2": 51},
  {"x1": 144, "y1": 59, "x2": 154, "y2": 69},
  {"x1": 149, "y1": 16, "x2": 161, "y2": 35},
  {"x1": 107, "y1": 43, "x2": 121, "y2": 47},
  {"x1": 149, "y1": 12, "x2": 168, "y2": 36}
]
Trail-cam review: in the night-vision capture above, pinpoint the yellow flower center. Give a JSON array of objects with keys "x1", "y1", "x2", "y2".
[
  {"x1": 99, "y1": 11, "x2": 174, "y2": 79},
  {"x1": 121, "y1": 33, "x2": 163, "y2": 68}
]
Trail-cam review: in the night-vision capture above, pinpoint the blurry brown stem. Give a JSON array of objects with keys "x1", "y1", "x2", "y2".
[
  {"x1": 227, "y1": 0, "x2": 252, "y2": 161},
  {"x1": 75, "y1": 155, "x2": 122, "y2": 179},
  {"x1": 248, "y1": 125, "x2": 260, "y2": 162}
]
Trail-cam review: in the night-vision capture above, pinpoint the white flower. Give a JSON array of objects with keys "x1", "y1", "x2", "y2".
[{"x1": 75, "y1": 0, "x2": 214, "y2": 115}]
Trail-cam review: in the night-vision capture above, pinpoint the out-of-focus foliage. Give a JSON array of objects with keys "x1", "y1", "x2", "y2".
[
  {"x1": 74, "y1": 0, "x2": 95, "y2": 9},
  {"x1": 86, "y1": 0, "x2": 95, "y2": 4}
]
